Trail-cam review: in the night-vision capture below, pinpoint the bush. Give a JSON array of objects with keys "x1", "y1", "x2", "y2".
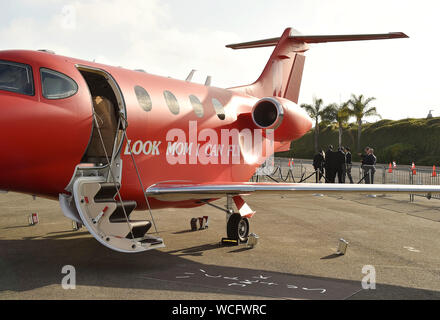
[
  {"x1": 277, "y1": 117, "x2": 440, "y2": 165},
  {"x1": 379, "y1": 143, "x2": 418, "y2": 164}
]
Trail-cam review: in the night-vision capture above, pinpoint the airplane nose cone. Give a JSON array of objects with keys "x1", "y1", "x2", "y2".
[
  {"x1": 0, "y1": 94, "x2": 53, "y2": 192},
  {"x1": 0, "y1": 95, "x2": 24, "y2": 191},
  {"x1": 0, "y1": 93, "x2": 92, "y2": 196}
]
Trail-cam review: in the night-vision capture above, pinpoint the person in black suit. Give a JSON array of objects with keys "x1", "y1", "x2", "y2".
[
  {"x1": 360, "y1": 147, "x2": 376, "y2": 184},
  {"x1": 344, "y1": 147, "x2": 354, "y2": 184},
  {"x1": 313, "y1": 150, "x2": 325, "y2": 183},
  {"x1": 324, "y1": 145, "x2": 337, "y2": 183},
  {"x1": 335, "y1": 147, "x2": 346, "y2": 183},
  {"x1": 364, "y1": 148, "x2": 377, "y2": 184}
]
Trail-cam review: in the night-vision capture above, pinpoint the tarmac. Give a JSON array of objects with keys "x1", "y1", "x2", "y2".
[{"x1": 1, "y1": 190, "x2": 440, "y2": 300}]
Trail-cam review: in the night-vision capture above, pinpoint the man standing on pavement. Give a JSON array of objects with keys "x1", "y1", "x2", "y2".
[
  {"x1": 344, "y1": 147, "x2": 354, "y2": 184},
  {"x1": 325, "y1": 145, "x2": 337, "y2": 183},
  {"x1": 335, "y1": 147, "x2": 346, "y2": 183},
  {"x1": 313, "y1": 150, "x2": 325, "y2": 183},
  {"x1": 362, "y1": 147, "x2": 377, "y2": 184}
]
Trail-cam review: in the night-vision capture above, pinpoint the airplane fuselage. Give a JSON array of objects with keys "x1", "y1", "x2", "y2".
[{"x1": 0, "y1": 50, "x2": 304, "y2": 209}]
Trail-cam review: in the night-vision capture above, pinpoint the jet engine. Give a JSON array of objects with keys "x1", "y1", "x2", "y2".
[{"x1": 251, "y1": 97, "x2": 313, "y2": 141}]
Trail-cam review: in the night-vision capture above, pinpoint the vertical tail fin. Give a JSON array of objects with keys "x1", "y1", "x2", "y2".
[
  {"x1": 227, "y1": 28, "x2": 307, "y2": 103},
  {"x1": 227, "y1": 28, "x2": 408, "y2": 103}
]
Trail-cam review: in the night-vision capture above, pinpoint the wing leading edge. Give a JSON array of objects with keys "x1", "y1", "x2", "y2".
[{"x1": 146, "y1": 182, "x2": 440, "y2": 202}]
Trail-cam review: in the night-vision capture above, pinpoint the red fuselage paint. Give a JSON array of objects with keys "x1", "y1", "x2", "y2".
[{"x1": 0, "y1": 50, "x2": 312, "y2": 209}]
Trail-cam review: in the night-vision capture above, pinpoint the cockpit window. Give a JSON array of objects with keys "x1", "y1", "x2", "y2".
[
  {"x1": 0, "y1": 60, "x2": 34, "y2": 96},
  {"x1": 41, "y1": 68, "x2": 78, "y2": 99}
]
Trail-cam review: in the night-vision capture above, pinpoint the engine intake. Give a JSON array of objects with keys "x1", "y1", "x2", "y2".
[
  {"x1": 252, "y1": 98, "x2": 283, "y2": 129},
  {"x1": 251, "y1": 97, "x2": 312, "y2": 141}
]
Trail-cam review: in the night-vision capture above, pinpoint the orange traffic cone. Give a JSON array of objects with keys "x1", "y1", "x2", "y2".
[
  {"x1": 388, "y1": 163, "x2": 393, "y2": 173},
  {"x1": 411, "y1": 162, "x2": 416, "y2": 175},
  {"x1": 433, "y1": 165, "x2": 437, "y2": 177}
]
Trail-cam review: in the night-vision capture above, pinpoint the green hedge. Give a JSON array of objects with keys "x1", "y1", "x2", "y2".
[{"x1": 277, "y1": 117, "x2": 440, "y2": 166}]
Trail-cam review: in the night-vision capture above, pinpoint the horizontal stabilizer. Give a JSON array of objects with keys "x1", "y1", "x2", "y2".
[{"x1": 226, "y1": 32, "x2": 408, "y2": 49}]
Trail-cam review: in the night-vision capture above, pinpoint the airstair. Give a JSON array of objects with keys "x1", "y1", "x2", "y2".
[
  {"x1": 61, "y1": 175, "x2": 164, "y2": 253},
  {"x1": 59, "y1": 98, "x2": 164, "y2": 253}
]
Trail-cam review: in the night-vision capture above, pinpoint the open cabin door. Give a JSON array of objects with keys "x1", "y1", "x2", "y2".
[
  {"x1": 58, "y1": 66, "x2": 164, "y2": 253},
  {"x1": 77, "y1": 66, "x2": 125, "y2": 165}
]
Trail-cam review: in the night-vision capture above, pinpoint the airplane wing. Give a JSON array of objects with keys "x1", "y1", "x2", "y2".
[{"x1": 146, "y1": 182, "x2": 440, "y2": 202}]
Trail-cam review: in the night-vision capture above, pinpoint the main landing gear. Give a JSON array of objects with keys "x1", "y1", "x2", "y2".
[
  {"x1": 227, "y1": 213, "x2": 250, "y2": 242},
  {"x1": 201, "y1": 195, "x2": 255, "y2": 244}
]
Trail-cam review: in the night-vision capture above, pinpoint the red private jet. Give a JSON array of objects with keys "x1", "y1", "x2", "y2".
[{"x1": 1, "y1": 28, "x2": 438, "y2": 253}]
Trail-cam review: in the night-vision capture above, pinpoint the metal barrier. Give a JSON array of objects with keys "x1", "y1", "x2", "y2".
[
  {"x1": 408, "y1": 168, "x2": 440, "y2": 201},
  {"x1": 252, "y1": 158, "x2": 440, "y2": 201}
]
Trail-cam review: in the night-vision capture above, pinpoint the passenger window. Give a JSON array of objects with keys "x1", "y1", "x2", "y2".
[
  {"x1": 163, "y1": 90, "x2": 179, "y2": 115},
  {"x1": 189, "y1": 95, "x2": 204, "y2": 118},
  {"x1": 212, "y1": 98, "x2": 225, "y2": 120},
  {"x1": 134, "y1": 86, "x2": 152, "y2": 112},
  {"x1": 40, "y1": 68, "x2": 78, "y2": 99},
  {"x1": 0, "y1": 60, "x2": 34, "y2": 96}
]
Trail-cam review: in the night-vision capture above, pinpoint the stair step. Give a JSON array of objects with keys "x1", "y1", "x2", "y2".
[
  {"x1": 94, "y1": 183, "x2": 121, "y2": 203},
  {"x1": 140, "y1": 237, "x2": 163, "y2": 246},
  {"x1": 73, "y1": 175, "x2": 164, "y2": 252},
  {"x1": 126, "y1": 220, "x2": 152, "y2": 239},
  {"x1": 109, "y1": 201, "x2": 137, "y2": 222}
]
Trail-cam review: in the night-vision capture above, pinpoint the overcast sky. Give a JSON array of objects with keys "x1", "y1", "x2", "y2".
[{"x1": 1, "y1": 0, "x2": 439, "y2": 120}]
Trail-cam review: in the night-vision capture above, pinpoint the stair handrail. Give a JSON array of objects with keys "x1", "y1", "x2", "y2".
[
  {"x1": 92, "y1": 111, "x2": 136, "y2": 240},
  {"x1": 118, "y1": 112, "x2": 160, "y2": 236}
]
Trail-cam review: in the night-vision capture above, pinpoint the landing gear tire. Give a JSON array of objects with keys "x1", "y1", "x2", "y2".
[{"x1": 227, "y1": 213, "x2": 249, "y2": 242}]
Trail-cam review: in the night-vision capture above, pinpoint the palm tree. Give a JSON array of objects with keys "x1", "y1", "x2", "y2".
[
  {"x1": 322, "y1": 102, "x2": 351, "y2": 148},
  {"x1": 301, "y1": 97, "x2": 327, "y2": 153},
  {"x1": 348, "y1": 94, "x2": 381, "y2": 151}
]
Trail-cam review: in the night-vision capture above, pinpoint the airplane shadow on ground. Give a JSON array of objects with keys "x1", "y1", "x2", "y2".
[
  {"x1": 0, "y1": 236, "x2": 439, "y2": 300},
  {"x1": 166, "y1": 243, "x2": 224, "y2": 257},
  {"x1": 320, "y1": 253, "x2": 344, "y2": 260}
]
